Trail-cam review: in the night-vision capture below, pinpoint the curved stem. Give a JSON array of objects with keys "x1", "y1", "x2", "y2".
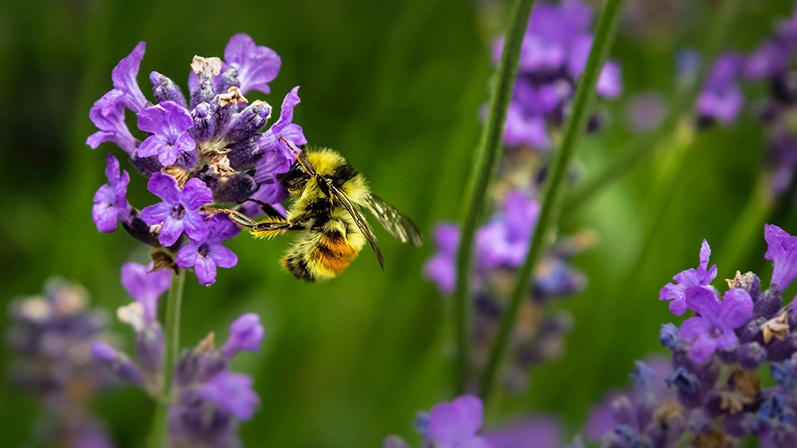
[
  {"x1": 451, "y1": 0, "x2": 537, "y2": 394},
  {"x1": 479, "y1": 0, "x2": 626, "y2": 405},
  {"x1": 147, "y1": 269, "x2": 185, "y2": 448}
]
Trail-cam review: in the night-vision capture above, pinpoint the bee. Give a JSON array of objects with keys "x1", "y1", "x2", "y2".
[{"x1": 213, "y1": 137, "x2": 422, "y2": 281}]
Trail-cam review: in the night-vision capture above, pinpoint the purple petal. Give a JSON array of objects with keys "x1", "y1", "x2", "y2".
[
  {"x1": 181, "y1": 211, "x2": 210, "y2": 243},
  {"x1": 92, "y1": 185, "x2": 118, "y2": 233},
  {"x1": 222, "y1": 313, "x2": 264, "y2": 358},
  {"x1": 260, "y1": 87, "x2": 306, "y2": 150},
  {"x1": 597, "y1": 60, "x2": 622, "y2": 98},
  {"x1": 198, "y1": 372, "x2": 260, "y2": 420},
  {"x1": 146, "y1": 172, "x2": 180, "y2": 204},
  {"x1": 698, "y1": 240, "x2": 711, "y2": 269},
  {"x1": 684, "y1": 286, "x2": 721, "y2": 317},
  {"x1": 87, "y1": 89, "x2": 138, "y2": 153},
  {"x1": 181, "y1": 178, "x2": 213, "y2": 211},
  {"x1": 210, "y1": 245, "x2": 238, "y2": 269},
  {"x1": 159, "y1": 216, "x2": 185, "y2": 247},
  {"x1": 424, "y1": 254, "x2": 456, "y2": 294},
  {"x1": 140, "y1": 201, "x2": 171, "y2": 225},
  {"x1": 719, "y1": 288, "x2": 753, "y2": 328},
  {"x1": 224, "y1": 34, "x2": 281, "y2": 95},
  {"x1": 175, "y1": 242, "x2": 199, "y2": 268},
  {"x1": 688, "y1": 335, "x2": 718, "y2": 364},
  {"x1": 112, "y1": 42, "x2": 148, "y2": 112},
  {"x1": 679, "y1": 316, "x2": 710, "y2": 341},
  {"x1": 121, "y1": 262, "x2": 171, "y2": 322},
  {"x1": 764, "y1": 224, "x2": 797, "y2": 290},
  {"x1": 429, "y1": 395, "x2": 483, "y2": 442},
  {"x1": 193, "y1": 254, "x2": 218, "y2": 286}
]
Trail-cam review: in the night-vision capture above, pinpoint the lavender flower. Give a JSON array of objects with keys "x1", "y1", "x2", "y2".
[
  {"x1": 658, "y1": 239, "x2": 717, "y2": 316},
  {"x1": 87, "y1": 34, "x2": 307, "y2": 285},
  {"x1": 7, "y1": 279, "x2": 114, "y2": 447},
  {"x1": 492, "y1": 0, "x2": 622, "y2": 151},
  {"x1": 93, "y1": 263, "x2": 265, "y2": 446},
  {"x1": 386, "y1": 395, "x2": 492, "y2": 448},
  {"x1": 591, "y1": 224, "x2": 797, "y2": 446},
  {"x1": 695, "y1": 53, "x2": 745, "y2": 126},
  {"x1": 175, "y1": 214, "x2": 239, "y2": 286}
]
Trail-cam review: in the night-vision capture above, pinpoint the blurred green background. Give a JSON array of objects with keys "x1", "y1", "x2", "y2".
[{"x1": 1, "y1": 0, "x2": 795, "y2": 446}]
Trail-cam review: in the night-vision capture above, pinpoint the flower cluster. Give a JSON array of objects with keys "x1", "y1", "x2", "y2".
[
  {"x1": 88, "y1": 34, "x2": 305, "y2": 285},
  {"x1": 7, "y1": 279, "x2": 114, "y2": 447},
  {"x1": 423, "y1": 0, "x2": 617, "y2": 393},
  {"x1": 493, "y1": 0, "x2": 621, "y2": 151},
  {"x1": 695, "y1": 6, "x2": 797, "y2": 196},
  {"x1": 590, "y1": 224, "x2": 797, "y2": 446},
  {"x1": 92, "y1": 262, "x2": 264, "y2": 447}
]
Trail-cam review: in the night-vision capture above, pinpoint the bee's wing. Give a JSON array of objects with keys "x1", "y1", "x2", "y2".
[
  {"x1": 364, "y1": 193, "x2": 423, "y2": 247},
  {"x1": 327, "y1": 180, "x2": 385, "y2": 269}
]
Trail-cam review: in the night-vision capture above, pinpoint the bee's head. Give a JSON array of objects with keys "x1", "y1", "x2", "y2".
[{"x1": 277, "y1": 161, "x2": 310, "y2": 193}]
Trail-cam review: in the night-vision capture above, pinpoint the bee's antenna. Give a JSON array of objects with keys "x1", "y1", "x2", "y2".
[
  {"x1": 280, "y1": 135, "x2": 317, "y2": 177},
  {"x1": 279, "y1": 136, "x2": 302, "y2": 157}
]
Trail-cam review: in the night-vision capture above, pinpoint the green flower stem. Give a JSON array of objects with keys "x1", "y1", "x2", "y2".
[
  {"x1": 479, "y1": 0, "x2": 626, "y2": 405},
  {"x1": 565, "y1": 0, "x2": 743, "y2": 214},
  {"x1": 147, "y1": 269, "x2": 185, "y2": 448},
  {"x1": 452, "y1": 0, "x2": 537, "y2": 394}
]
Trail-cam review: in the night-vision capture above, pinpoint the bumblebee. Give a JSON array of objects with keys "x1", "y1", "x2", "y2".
[{"x1": 214, "y1": 138, "x2": 422, "y2": 281}]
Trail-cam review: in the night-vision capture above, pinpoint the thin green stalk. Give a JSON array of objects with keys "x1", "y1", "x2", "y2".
[
  {"x1": 479, "y1": 0, "x2": 626, "y2": 404},
  {"x1": 452, "y1": 0, "x2": 537, "y2": 394},
  {"x1": 565, "y1": 0, "x2": 743, "y2": 214},
  {"x1": 147, "y1": 270, "x2": 185, "y2": 448}
]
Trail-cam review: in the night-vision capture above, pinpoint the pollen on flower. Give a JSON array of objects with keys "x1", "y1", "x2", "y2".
[
  {"x1": 219, "y1": 86, "x2": 249, "y2": 106},
  {"x1": 725, "y1": 271, "x2": 756, "y2": 290},
  {"x1": 191, "y1": 56, "x2": 222, "y2": 76},
  {"x1": 762, "y1": 311, "x2": 790, "y2": 343}
]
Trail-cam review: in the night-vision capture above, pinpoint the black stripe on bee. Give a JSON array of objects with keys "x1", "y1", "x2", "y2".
[
  {"x1": 282, "y1": 254, "x2": 315, "y2": 282},
  {"x1": 331, "y1": 163, "x2": 358, "y2": 186}
]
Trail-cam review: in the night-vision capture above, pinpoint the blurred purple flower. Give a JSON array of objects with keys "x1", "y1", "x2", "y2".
[
  {"x1": 428, "y1": 395, "x2": 492, "y2": 448},
  {"x1": 222, "y1": 313, "x2": 265, "y2": 359},
  {"x1": 199, "y1": 372, "x2": 261, "y2": 421},
  {"x1": 484, "y1": 416, "x2": 561, "y2": 448},
  {"x1": 424, "y1": 223, "x2": 460, "y2": 294},
  {"x1": 120, "y1": 262, "x2": 171, "y2": 322},
  {"x1": 696, "y1": 53, "x2": 745, "y2": 125}
]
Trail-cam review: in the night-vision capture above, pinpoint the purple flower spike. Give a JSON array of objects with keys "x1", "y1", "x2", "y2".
[
  {"x1": 222, "y1": 313, "x2": 264, "y2": 359},
  {"x1": 764, "y1": 224, "x2": 797, "y2": 290},
  {"x1": 679, "y1": 287, "x2": 753, "y2": 364},
  {"x1": 175, "y1": 214, "x2": 239, "y2": 286},
  {"x1": 429, "y1": 395, "x2": 492, "y2": 448},
  {"x1": 476, "y1": 190, "x2": 539, "y2": 270},
  {"x1": 86, "y1": 90, "x2": 139, "y2": 153},
  {"x1": 423, "y1": 223, "x2": 460, "y2": 294},
  {"x1": 696, "y1": 53, "x2": 744, "y2": 125},
  {"x1": 199, "y1": 372, "x2": 260, "y2": 421},
  {"x1": 120, "y1": 262, "x2": 171, "y2": 322},
  {"x1": 659, "y1": 239, "x2": 717, "y2": 316},
  {"x1": 140, "y1": 173, "x2": 212, "y2": 246},
  {"x1": 224, "y1": 33, "x2": 281, "y2": 95},
  {"x1": 92, "y1": 153, "x2": 131, "y2": 233},
  {"x1": 111, "y1": 42, "x2": 148, "y2": 113},
  {"x1": 136, "y1": 101, "x2": 196, "y2": 166}
]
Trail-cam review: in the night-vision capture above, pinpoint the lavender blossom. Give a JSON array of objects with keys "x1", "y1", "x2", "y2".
[
  {"x1": 87, "y1": 34, "x2": 307, "y2": 285},
  {"x1": 659, "y1": 239, "x2": 717, "y2": 316},
  {"x1": 592, "y1": 224, "x2": 797, "y2": 446},
  {"x1": 93, "y1": 264, "x2": 266, "y2": 447},
  {"x1": 386, "y1": 395, "x2": 492, "y2": 448},
  {"x1": 7, "y1": 279, "x2": 114, "y2": 447},
  {"x1": 492, "y1": 0, "x2": 622, "y2": 151}
]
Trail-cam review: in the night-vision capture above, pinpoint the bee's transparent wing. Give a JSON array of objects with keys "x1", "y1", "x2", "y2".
[
  {"x1": 327, "y1": 180, "x2": 385, "y2": 269},
  {"x1": 364, "y1": 193, "x2": 423, "y2": 247}
]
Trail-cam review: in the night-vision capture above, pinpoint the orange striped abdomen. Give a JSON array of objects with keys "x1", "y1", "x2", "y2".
[{"x1": 281, "y1": 230, "x2": 362, "y2": 281}]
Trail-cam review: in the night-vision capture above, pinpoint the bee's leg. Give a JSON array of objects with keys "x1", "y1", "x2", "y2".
[
  {"x1": 206, "y1": 208, "x2": 258, "y2": 228},
  {"x1": 250, "y1": 218, "x2": 291, "y2": 239},
  {"x1": 241, "y1": 197, "x2": 284, "y2": 218}
]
